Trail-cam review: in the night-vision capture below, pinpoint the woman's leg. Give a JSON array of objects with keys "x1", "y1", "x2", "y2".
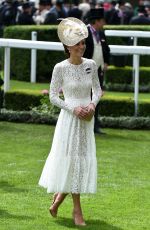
[
  {"x1": 72, "y1": 194, "x2": 86, "y2": 226},
  {"x1": 49, "y1": 193, "x2": 68, "y2": 217}
]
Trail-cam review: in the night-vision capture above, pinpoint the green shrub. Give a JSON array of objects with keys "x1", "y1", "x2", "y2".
[
  {"x1": 0, "y1": 110, "x2": 150, "y2": 129},
  {"x1": 4, "y1": 91, "x2": 150, "y2": 117},
  {"x1": 100, "y1": 116, "x2": 150, "y2": 129},
  {"x1": 105, "y1": 83, "x2": 150, "y2": 92},
  {"x1": 100, "y1": 98, "x2": 134, "y2": 116},
  {"x1": 28, "y1": 94, "x2": 137, "y2": 117},
  {"x1": 105, "y1": 66, "x2": 150, "y2": 86},
  {"x1": 32, "y1": 94, "x2": 60, "y2": 115},
  {"x1": 0, "y1": 109, "x2": 57, "y2": 125},
  {"x1": 4, "y1": 91, "x2": 43, "y2": 111},
  {"x1": 105, "y1": 66, "x2": 132, "y2": 84},
  {"x1": 100, "y1": 98, "x2": 150, "y2": 117},
  {"x1": 139, "y1": 101, "x2": 150, "y2": 117}
]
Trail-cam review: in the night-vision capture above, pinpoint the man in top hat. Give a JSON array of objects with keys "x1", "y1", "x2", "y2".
[
  {"x1": 84, "y1": 8, "x2": 110, "y2": 134},
  {"x1": 18, "y1": 1, "x2": 35, "y2": 25}
]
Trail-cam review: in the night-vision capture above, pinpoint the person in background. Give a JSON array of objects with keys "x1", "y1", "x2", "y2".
[
  {"x1": 145, "y1": 4, "x2": 150, "y2": 18},
  {"x1": 105, "y1": 0, "x2": 121, "y2": 25},
  {"x1": 68, "y1": 0, "x2": 82, "y2": 19},
  {"x1": 84, "y1": 8, "x2": 110, "y2": 134},
  {"x1": 44, "y1": 0, "x2": 67, "y2": 24},
  {"x1": 134, "y1": 0, "x2": 145, "y2": 15},
  {"x1": 103, "y1": 1, "x2": 111, "y2": 11},
  {"x1": 33, "y1": 0, "x2": 51, "y2": 25},
  {"x1": 18, "y1": 1, "x2": 35, "y2": 25},
  {"x1": 96, "y1": 0, "x2": 104, "y2": 8},
  {"x1": 78, "y1": 0, "x2": 90, "y2": 21},
  {"x1": 0, "y1": 0, "x2": 20, "y2": 27},
  {"x1": 130, "y1": 5, "x2": 150, "y2": 24},
  {"x1": 123, "y1": 2, "x2": 134, "y2": 24},
  {"x1": 115, "y1": 0, "x2": 126, "y2": 24}
]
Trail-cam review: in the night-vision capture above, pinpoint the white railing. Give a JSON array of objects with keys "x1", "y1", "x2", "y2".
[
  {"x1": 105, "y1": 30, "x2": 150, "y2": 38},
  {"x1": 105, "y1": 30, "x2": 150, "y2": 116},
  {"x1": 0, "y1": 31, "x2": 150, "y2": 116}
]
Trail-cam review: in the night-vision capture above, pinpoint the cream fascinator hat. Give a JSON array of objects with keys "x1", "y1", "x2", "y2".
[{"x1": 57, "y1": 17, "x2": 88, "y2": 46}]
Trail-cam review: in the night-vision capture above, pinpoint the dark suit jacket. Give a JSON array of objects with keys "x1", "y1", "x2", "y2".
[
  {"x1": 105, "y1": 8, "x2": 120, "y2": 25},
  {"x1": 18, "y1": 12, "x2": 35, "y2": 25},
  {"x1": 83, "y1": 26, "x2": 110, "y2": 65},
  {"x1": 83, "y1": 26, "x2": 110, "y2": 88},
  {"x1": 68, "y1": 7, "x2": 82, "y2": 19},
  {"x1": 130, "y1": 15, "x2": 150, "y2": 25}
]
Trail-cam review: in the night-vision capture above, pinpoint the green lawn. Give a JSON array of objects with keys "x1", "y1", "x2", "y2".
[
  {"x1": 2, "y1": 80, "x2": 149, "y2": 102},
  {"x1": 9, "y1": 80, "x2": 49, "y2": 94},
  {"x1": 0, "y1": 122, "x2": 150, "y2": 230}
]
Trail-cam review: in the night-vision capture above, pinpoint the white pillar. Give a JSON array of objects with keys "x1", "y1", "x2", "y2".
[
  {"x1": 134, "y1": 54, "x2": 140, "y2": 117},
  {"x1": 4, "y1": 47, "x2": 10, "y2": 92},
  {"x1": 30, "y1": 31, "x2": 37, "y2": 83},
  {"x1": 132, "y1": 37, "x2": 138, "y2": 83}
]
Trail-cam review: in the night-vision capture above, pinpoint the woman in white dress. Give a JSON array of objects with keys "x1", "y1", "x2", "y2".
[{"x1": 38, "y1": 17, "x2": 102, "y2": 226}]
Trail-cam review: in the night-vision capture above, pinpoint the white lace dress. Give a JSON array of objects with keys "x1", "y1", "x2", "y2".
[{"x1": 38, "y1": 58, "x2": 102, "y2": 194}]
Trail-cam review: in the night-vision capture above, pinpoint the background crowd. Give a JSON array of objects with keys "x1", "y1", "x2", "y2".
[{"x1": 0, "y1": 0, "x2": 149, "y2": 29}]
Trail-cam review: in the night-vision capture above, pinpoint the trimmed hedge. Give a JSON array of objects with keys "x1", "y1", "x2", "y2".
[
  {"x1": 4, "y1": 91, "x2": 42, "y2": 111},
  {"x1": 105, "y1": 83, "x2": 150, "y2": 93},
  {"x1": 105, "y1": 66, "x2": 150, "y2": 85},
  {"x1": 100, "y1": 116, "x2": 150, "y2": 129},
  {"x1": 3, "y1": 25, "x2": 150, "y2": 82},
  {"x1": 4, "y1": 91, "x2": 150, "y2": 117},
  {"x1": 0, "y1": 110, "x2": 150, "y2": 129},
  {"x1": 0, "y1": 110, "x2": 57, "y2": 125}
]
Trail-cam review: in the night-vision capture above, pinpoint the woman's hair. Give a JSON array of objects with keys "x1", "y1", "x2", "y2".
[{"x1": 63, "y1": 44, "x2": 70, "y2": 57}]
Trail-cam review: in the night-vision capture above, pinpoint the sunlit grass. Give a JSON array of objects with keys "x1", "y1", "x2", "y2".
[{"x1": 0, "y1": 122, "x2": 150, "y2": 230}]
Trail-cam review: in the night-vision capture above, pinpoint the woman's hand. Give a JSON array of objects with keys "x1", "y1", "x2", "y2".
[
  {"x1": 86, "y1": 103, "x2": 95, "y2": 114},
  {"x1": 73, "y1": 104, "x2": 95, "y2": 121},
  {"x1": 73, "y1": 106, "x2": 89, "y2": 120},
  {"x1": 84, "y1": 103, "x2": 95, "y2": 121}
]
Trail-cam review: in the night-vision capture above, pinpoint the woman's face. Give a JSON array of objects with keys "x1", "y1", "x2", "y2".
[{"x1": 68, "y1": 39, "x2": 86, "y2": 58}]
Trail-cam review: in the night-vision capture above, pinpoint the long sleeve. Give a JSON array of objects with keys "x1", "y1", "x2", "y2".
[
  {"x1": 49, "y1": 64, "x2": 75, "y2": 113},
  {"x1": 91, "y1": 61, "x2": 102, "y2": 107}
]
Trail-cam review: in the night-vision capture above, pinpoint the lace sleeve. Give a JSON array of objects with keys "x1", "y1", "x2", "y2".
[
  {"x1": 49, "y1": 64, "x2": 74, "y2": 113},
  {"x1": 91, "y1": 61, "x2": 102, "y2": 107}
]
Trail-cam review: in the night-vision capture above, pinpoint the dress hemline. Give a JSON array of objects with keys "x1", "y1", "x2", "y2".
[{"x1": 38, "y1": 184, "x2": 97, "y2": 194}]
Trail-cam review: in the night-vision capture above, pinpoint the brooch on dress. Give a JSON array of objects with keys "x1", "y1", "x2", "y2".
[{"x1": 85, "y1": 67, "x2": 91, "y2": 74}]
